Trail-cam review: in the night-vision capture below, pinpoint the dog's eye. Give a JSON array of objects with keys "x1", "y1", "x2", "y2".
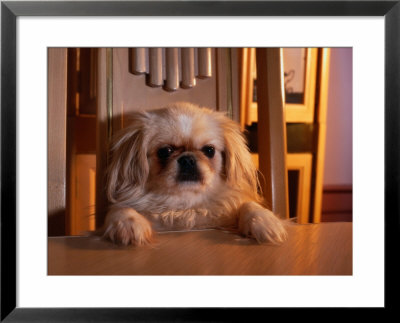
[
  {"x1": 201, "y1": 145, "x2": 215, "y2": 158},
  {"x1": 157, "y1": 146, "x2": 174, "y2": 159}
]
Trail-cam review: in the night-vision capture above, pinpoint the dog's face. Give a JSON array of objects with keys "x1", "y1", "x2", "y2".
[
  {"x1": 106, "y1": 103, "x2": 259, "y2": 207},
  {"x1": 145, "y1": 108, "x2": 225, "y2": 196}
]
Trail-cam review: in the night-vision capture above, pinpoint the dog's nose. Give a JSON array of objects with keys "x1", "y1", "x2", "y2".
[
  {"x1": 177, "y1": 155, "x2": 196, "y2": 171},
  {"x1": 177, "y1": 155, "x2": 200, "y2": 182}
]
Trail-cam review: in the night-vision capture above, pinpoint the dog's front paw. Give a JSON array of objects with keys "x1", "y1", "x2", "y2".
[
  {"x1": 238, "y1": 202, "x2": 288, "y2": 244},
  {"x1": 103, "y1": 208, "x2": 153, "y2": 246}
]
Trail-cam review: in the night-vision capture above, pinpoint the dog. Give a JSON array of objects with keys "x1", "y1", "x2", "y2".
[{"x1": 103, "y1": 102, "x2": 288, "y2": 245}]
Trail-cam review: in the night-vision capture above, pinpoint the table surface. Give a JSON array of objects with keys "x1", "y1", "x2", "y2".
[{"x1": 48, "y1": 222, "x2": 352, "y2": 275}]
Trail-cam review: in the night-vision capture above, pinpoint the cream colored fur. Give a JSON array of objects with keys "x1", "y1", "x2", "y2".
[{"x1": 103, "y1": 102, "x2": 288, "y2": 245}]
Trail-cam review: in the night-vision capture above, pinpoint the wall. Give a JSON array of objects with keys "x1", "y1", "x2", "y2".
[{"x1": 323, "y1": 48, "x2": 353, "y2": 187}]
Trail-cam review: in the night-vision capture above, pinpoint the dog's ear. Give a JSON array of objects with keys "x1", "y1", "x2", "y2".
[
  {"x1": 106, "y1": 112, "x2": 150, "y2": 203},
  {"x1": 219, "y1": 115, "x2": 260, "y2": 198}
]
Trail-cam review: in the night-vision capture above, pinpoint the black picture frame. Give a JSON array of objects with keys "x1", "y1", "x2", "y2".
[{"x1": 1, "y1": 1, "x2": 399, "y2": 321}]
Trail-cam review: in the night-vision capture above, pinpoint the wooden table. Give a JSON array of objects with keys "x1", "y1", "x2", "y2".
[{"x1": 48, "y1": 222, "x2": 352, "y2": 275}]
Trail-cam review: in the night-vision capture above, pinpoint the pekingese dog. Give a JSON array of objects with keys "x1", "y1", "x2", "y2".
[{"x1": 103, "y1": 102, "x2": 287, "y2": 245}]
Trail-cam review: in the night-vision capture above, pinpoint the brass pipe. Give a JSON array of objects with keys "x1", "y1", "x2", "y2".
[{"x1": 181, "y1": 48, "x2": 196, "y2": 88}]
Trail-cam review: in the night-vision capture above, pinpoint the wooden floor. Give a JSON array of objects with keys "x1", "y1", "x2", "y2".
[{"x1": 48, "y1": 222, "x2": 352, "y2": 275}]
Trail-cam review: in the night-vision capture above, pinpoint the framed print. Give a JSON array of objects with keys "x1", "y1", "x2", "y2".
[
  {"x1": 242, "y1": 47, "x2": 318, "y2": 125},
  {"x1": 1, "y1": 0, "x2": 399, "y2": 321}
]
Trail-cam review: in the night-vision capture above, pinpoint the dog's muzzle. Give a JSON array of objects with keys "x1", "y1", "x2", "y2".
[{"x1": 177, "y1": 155, "x2": 201, "y2": 182}]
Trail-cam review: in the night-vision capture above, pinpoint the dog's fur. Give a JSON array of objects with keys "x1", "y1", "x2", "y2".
[{"x1": 103, "y1": 103, "x2": 288, "y2": 245}]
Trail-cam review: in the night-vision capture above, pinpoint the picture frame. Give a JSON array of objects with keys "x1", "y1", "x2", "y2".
[
  {"x1": 241, "y1": 47, "x2": 318, "y2": 125},
  {"x1": 251, "y1": 152, "x2": 313, "y2": 223},
  {"x1": 1, "y1": 0, "x2": 399, "y2": 320}
]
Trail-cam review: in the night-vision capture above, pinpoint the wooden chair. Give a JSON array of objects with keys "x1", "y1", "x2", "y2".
[
  {"x1": 47, "y1": 47, "x2": 289, "y2": 235},
  {"x1": 241, "y1": 48, "x2": 331, "y2": 223}
]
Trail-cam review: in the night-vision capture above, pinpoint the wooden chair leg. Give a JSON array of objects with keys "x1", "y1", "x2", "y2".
[
  {"x1": 48, "y1": 48, "x2": 68, "y2": 235},
  {"x1": 255, "y1": 48, "x2": 289, "y2": 219}
]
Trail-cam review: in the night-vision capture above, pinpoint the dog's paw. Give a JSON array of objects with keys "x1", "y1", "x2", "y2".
[
  {"x1": 103, "y1": 208, "x2": 153, "y2": 246},
  {"x1": 238, "y1": 202, "x2": 288, "y2": 244}
]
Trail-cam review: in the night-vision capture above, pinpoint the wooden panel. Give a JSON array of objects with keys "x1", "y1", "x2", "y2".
[
  {"x1": 48, "y1": 48, "x2": 68, "y2": 236},
  {"x1": 67, "y1": 48, "x2": 98, "y2": 116},
  {"x1": 71, "y1": 154, "x2": 96, "y2": 234},
  {"x1": 48, "y1": 222, "x2": 352, "y2": 275},
  {"x1": 230, "y1": 48, "x2": 241, "y2": 123},
  {"x1": 73, "y1": 116, "x2": 96, "y2": 154},
  {"x1": 216, "y1": 48, "x2": 229, "y2": 115},
  {"x1": 95, "y1": 48, "x2": 109, "y2": 229},
  {"x1": 321, "y1": 185, "x2": 352, "y2": 222},
  {"x1": 66, "y1": 49, "x2": 98, "y2": 235},
  {"x1": 216, "y1": 48, "x2": 238, "y2": 118},
  {"x1": 66, "y1": 48, "x2": 78, "y2": 116},
  {"x1": 287, "y1": 153, "x2": 312, "y2": 224},
  {"x1": 112, "y1": 48, "x2": 221, "y2": 132},
  {"x1": 312, "y1": 48, "x2": 331, "y2": 223},
  {"x1": 239, "y1": 48, "x2": 250, "y2": 130},
  {"x1": 243, "y1": 48, "x2": 257, "y2": 125},
  {"x1": 78, "y1": 48, "x2": 98, "y2": 115},
  {"x1": 322, "y1": 191, "x2": 352, "y2": 213},
  {"x1": 255, "y1": 48, "x2": 289, "y2": 218},
  {"x1": 67, "y1": 115, "x2": 96, "y2": 236}
]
